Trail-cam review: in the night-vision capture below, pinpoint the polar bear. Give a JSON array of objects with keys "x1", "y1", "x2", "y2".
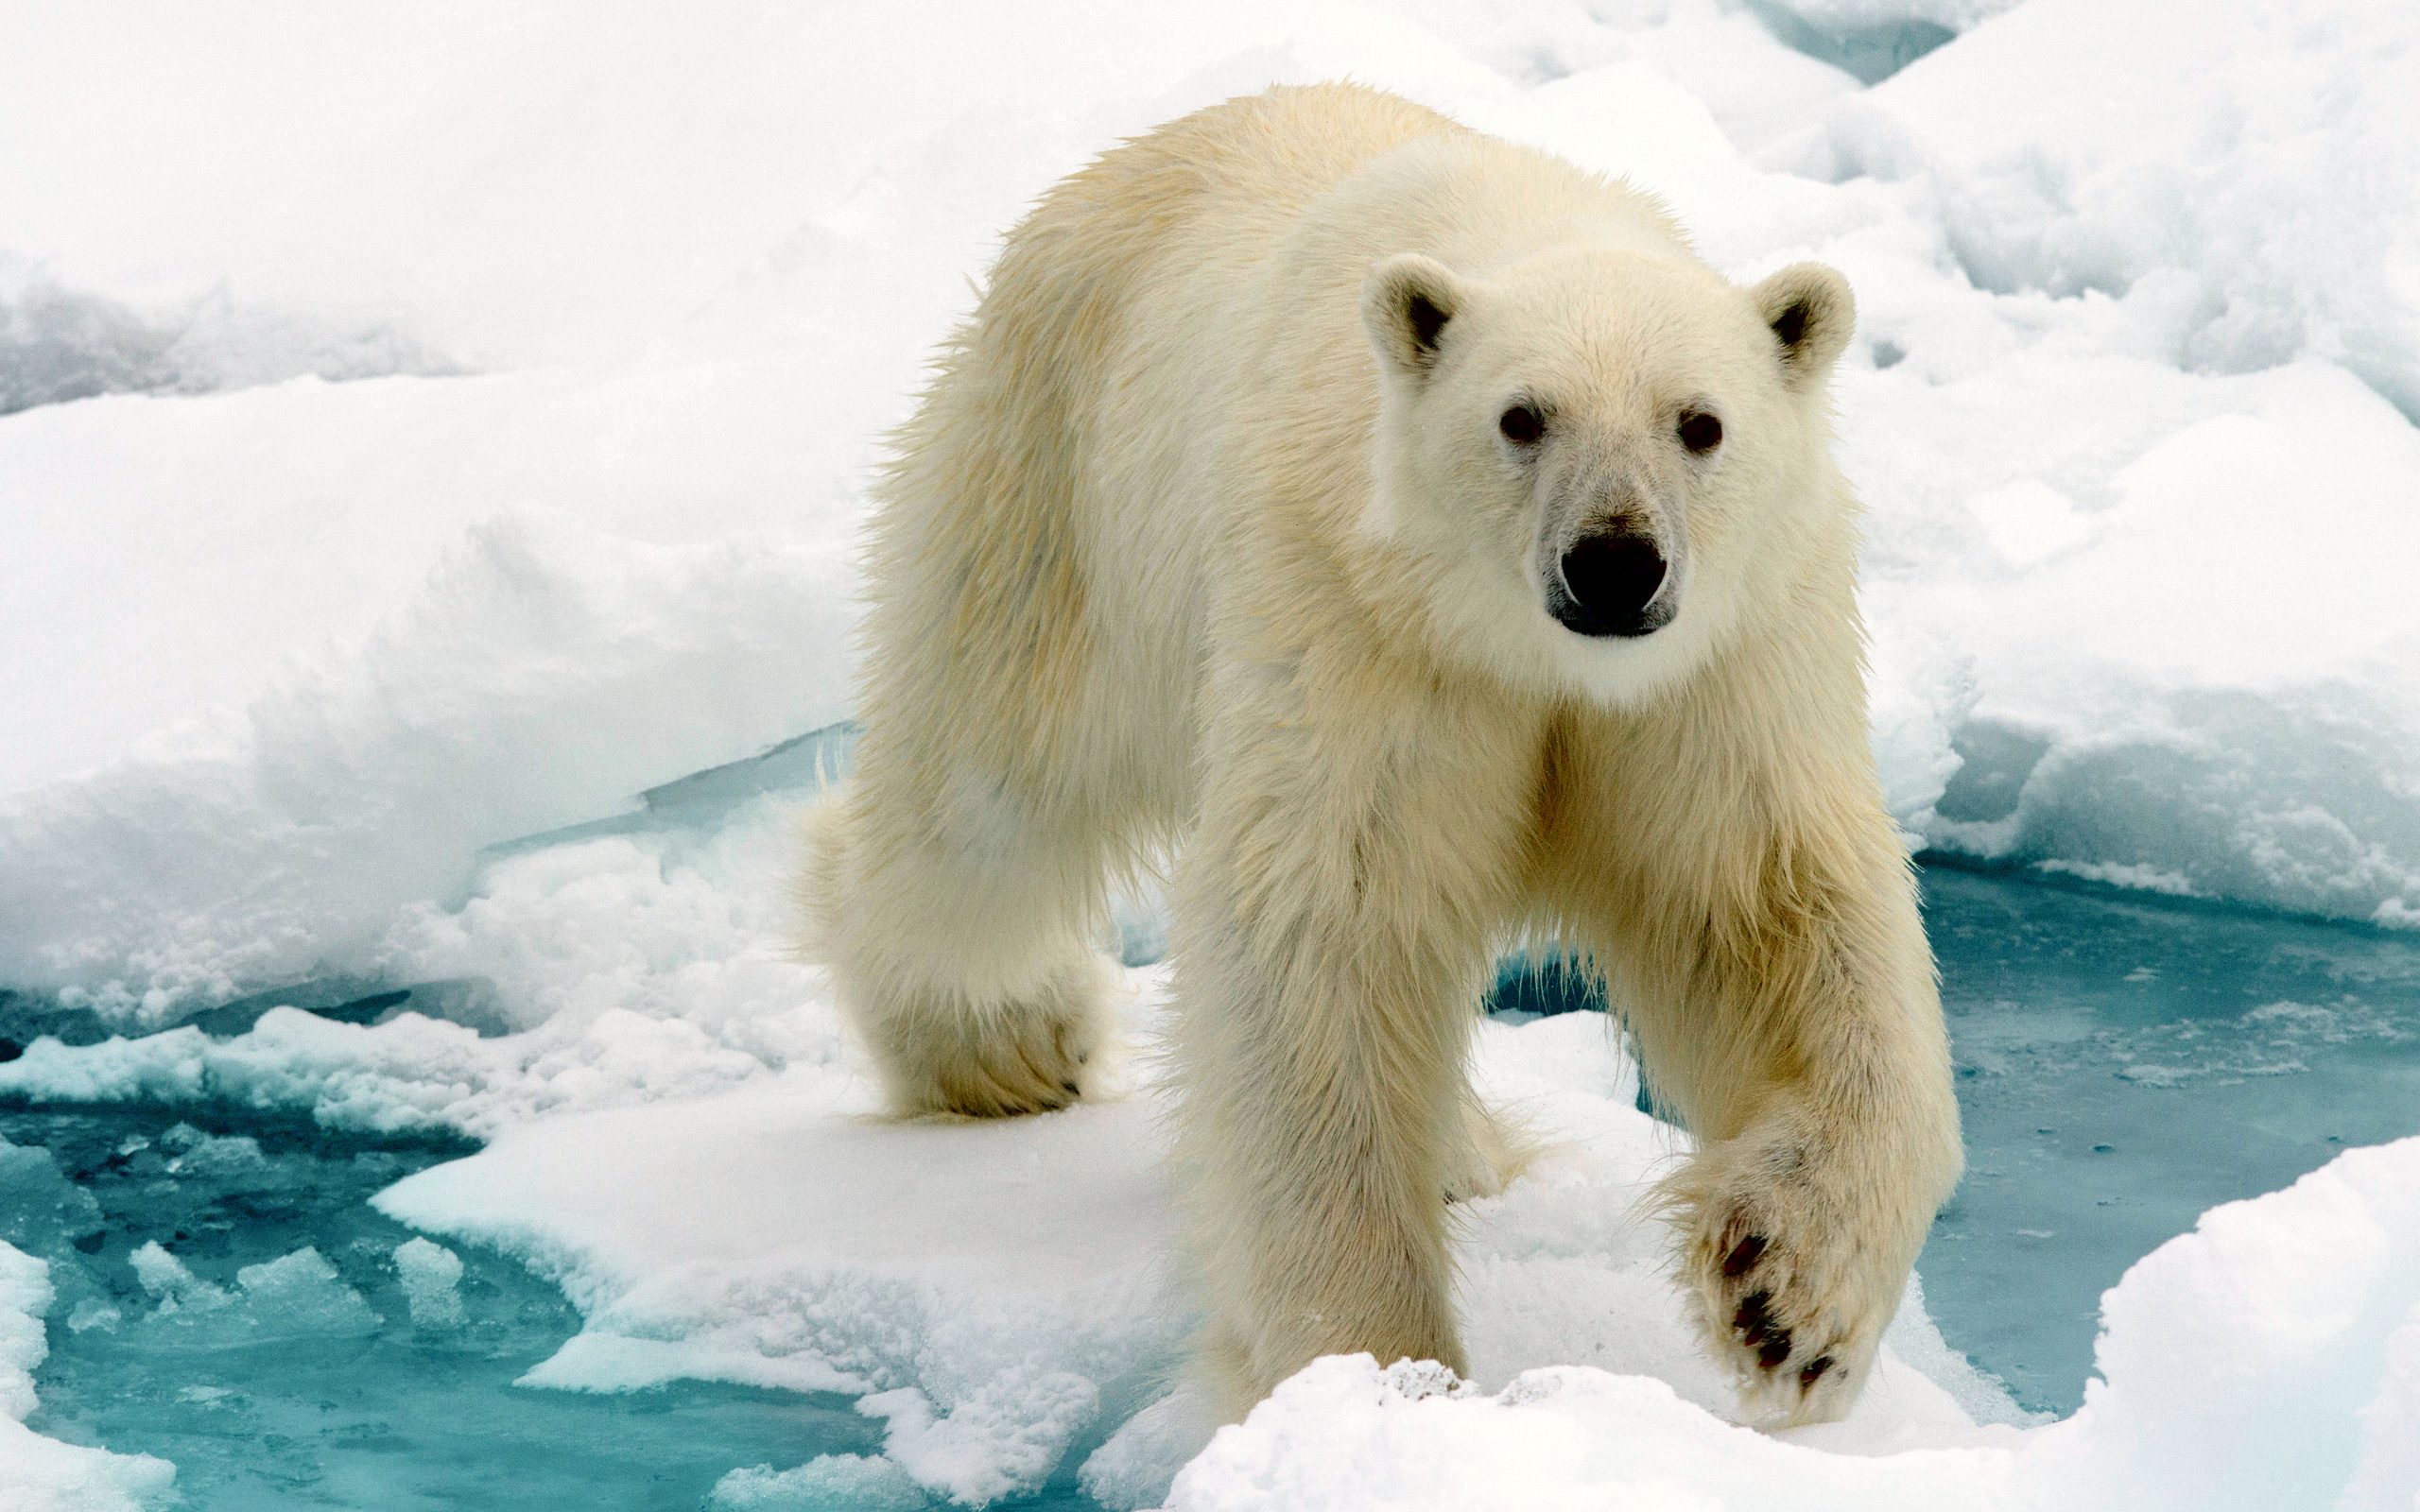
[{"x1": 804, "y1": 82, "x2": 1962, "y2": 1427}]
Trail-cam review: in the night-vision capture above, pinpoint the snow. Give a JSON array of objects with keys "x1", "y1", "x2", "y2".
[
  {"x1": 362, "y1": 1004, "x2": 2028, "y2": 1509},
  {"x1": 1, "y1": 1241, "x2": 178, "y2": 1512},
  {"x1": 1164, "y1": 1138, "x2": 2420, "y2": 1509},
  {"x1": 1, "y1": 0, "x2": 2415, "y2": 1022},
  {"x1": 3, "y1": 0, "x2": 2419, "y2": 1504}
]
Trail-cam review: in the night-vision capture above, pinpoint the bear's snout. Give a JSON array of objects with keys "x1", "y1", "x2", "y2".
[{"x1": 1550, "y1": 530, "x2": 1671, "y2": 638}]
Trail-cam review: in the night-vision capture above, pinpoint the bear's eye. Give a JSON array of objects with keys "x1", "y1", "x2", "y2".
[
  {"x1": 1678, "y1": 410, "x2": 1723, "y2": 454},
  {"x1": 1498, "y1": 404, "x2": 1545, "y2": 445}
]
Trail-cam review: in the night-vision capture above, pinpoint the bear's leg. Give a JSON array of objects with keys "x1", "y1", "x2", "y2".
[
  {"x1": 804, "y1": 770, "x2": 1122, "y2": 1119},
  {"x1": 1545, "y1": 753, "x2": 1962, "y2": 1427},
  {"x1": 1170, "y1": 679, "x2": 1538, "y2": 1418}
]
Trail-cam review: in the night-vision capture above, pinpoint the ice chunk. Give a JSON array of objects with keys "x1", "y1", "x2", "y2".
[
  {"x1": 129, "y1": 1241, "x2": 232, "y2": 1314},
  {"x1": 376, "y1": 1041, "x2": 1184, "y2": 1502},
  {"x1": 393, "y1": 1237, "x2": 466, "y2": 1328},
  {"x1": 65, "y1": 1298, "x2": 121, "y2": 1334},
  {"x1": 0, "y1": 961, "x2": 800, "y2": 1141},
  {"x1": 710, "y1": 1453, "x2": 930, "y2": 1511},
  {"x1": 1858, "y1": 356, "x2": 2420, "y2": 923},
  {"x1": 0, "y1": 1133, "x2": 106, "y2": 1258},
  {"x1": 861, "y1": 1369, "x2": 1101, "y2": 1507},
  {"x1": 127, "y1": 1242, "x2": 379, "y2": 1349},
  {"x1": 234, "y1": 1247, "x2": 382, "y2": 1338},
  {"x1": 163, "y1": 1129, "x2": 270, "y2": 1184}
]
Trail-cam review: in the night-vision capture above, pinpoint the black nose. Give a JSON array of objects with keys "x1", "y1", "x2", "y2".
[{"x1": 1551, "y1": 533, "x2": 1668, "y2": 638}]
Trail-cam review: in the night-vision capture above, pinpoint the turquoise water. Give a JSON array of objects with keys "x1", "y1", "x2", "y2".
[
  {"x1": 1915, "y1": 864, "x2": 2420, "y2": 1414},
  {"x1": 1, "y1": 1108, "x2": 908, "y2": 1510},
  {"x1": 5, "y1": 866, "x2": 2417, "y2": 1503}
]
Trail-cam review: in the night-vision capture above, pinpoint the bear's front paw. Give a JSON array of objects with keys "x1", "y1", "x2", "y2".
[{"x1": 1666, "y1": 1128, "x2": 1932, "y2": 1428}]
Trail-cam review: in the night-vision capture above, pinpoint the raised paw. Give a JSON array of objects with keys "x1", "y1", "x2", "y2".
[
  {"x1": 1689, "y1": 1211, "x2": 1876, "y2": 1426},
  {"x1": 1664, "y1": 1127, "x2": 1944, "y2": 1429}
]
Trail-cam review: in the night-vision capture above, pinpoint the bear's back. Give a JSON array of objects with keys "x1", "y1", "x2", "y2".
[{"x1": 1002, "y1": 83, "x2": 1462, "y2": 293}]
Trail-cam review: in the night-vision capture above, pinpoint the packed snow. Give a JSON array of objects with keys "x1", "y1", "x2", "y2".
[
  {"x1": 371, "y1": 1005, "x2": 2032, "y2": 1508},
  {"x1": 4, "y1": 0, "x2": 2418, "y2": 1505}
]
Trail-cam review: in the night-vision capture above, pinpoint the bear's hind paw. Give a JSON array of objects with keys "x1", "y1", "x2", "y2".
[{"x1": 883, "y1": 988, "x2": 1116, "y2": 1120}]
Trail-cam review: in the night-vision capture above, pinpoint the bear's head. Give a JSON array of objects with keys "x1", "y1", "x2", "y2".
[{"x1": 1358, "y1": 245, "x2": 1854, "y2": 704}]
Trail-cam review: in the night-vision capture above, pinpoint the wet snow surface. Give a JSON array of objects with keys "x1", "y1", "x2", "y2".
[{"x1": 5, "y1": 0, "x2": 2420, "y2": 1505}]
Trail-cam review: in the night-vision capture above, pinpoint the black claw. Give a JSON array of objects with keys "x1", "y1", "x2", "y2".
[
  {"x1": 1721, "y1": 1234, "x2": 1768, "y2": 1279},
  {"x1": 1799, "y1": 1355, "x2": 1835, "y2": 1388},
  {"x1": 1733, "y1": 1290, "x2": 1772, "y2": 1344},
  {"x1": 1061, "y1": 1080, "x2": 1080, "y2": 1096},
  {"x1": 1757, "y1": 1332, "x2": 1793, "y2": 1369}
]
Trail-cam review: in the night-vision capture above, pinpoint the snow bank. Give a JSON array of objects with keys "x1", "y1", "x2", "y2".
[
  {"x1": 1822, "y1": 0, "x2": 2420, "y2": 420},
  {"x1": 0, "y1": 262, "x2": 452, "y2": 416},
  {"x1": 0, "y1": 812, "x2": 841, "y2": 1131},
  {"x1": 0, "y1": 1242, "x2": 178, "y2": 1512}
]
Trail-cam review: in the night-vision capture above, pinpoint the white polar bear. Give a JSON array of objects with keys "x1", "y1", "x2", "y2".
[{"x1": 804, "y1": 82, "x2": 1962, "y2": 1428}]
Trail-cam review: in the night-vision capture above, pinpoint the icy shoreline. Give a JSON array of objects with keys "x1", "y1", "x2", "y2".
[{"x1": 9, "y1": 981, "x2": 2413, "y2": 1508}]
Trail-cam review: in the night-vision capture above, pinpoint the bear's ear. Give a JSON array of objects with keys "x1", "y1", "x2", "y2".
[
  {"x1": 1361, "y1": 253, "x2": 1466, "y2": 378},
  {"x1": 1752, "y1": 263, "x2": 1855, "y2": 386}
]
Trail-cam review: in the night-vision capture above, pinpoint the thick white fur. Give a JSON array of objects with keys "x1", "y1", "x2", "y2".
[{"x1": 804, "y1": 84, "x2": 1962, "y2": 1428}]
